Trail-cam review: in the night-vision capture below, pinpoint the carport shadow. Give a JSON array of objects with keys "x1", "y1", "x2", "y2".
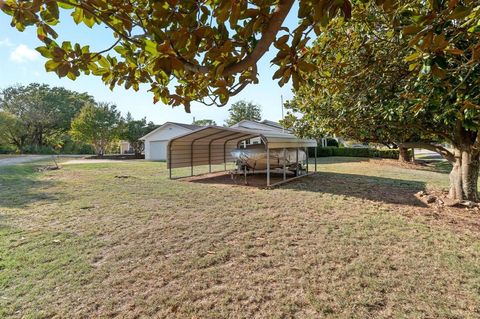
[
  {"x1": 185, "y1": 170, "x2": 427, "y2": 207},
  {"x1": 283, "y1": 172, "x2": 427, "y2": 207},
  {"x1": 309, "y1": 156, "x2": 370, "y2": 165},
  {"x1": 186, "y1": 172, "x2": 289, "y2": 188},
  {"x1": 0, "y1": 164, "x2": 63, "y2": 208}
]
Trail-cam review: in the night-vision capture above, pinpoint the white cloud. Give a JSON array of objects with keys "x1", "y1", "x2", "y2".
[
  {"x1": 0, "y1": 38, "x2": 13, "y2": 47},
  {"x1": 10, "y1": 44, "x2": 40, "y2": 63}
]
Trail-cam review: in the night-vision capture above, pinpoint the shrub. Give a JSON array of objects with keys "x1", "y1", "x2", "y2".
[
  {"x1": 309, "y1": 146, "x2": 401, "y2": 159},
  {"x1": 60, "y1": 139, "x2": 95, "y2": 154}
]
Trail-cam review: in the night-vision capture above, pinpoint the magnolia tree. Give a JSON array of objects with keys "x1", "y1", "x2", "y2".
[
  {"x1": 282, "y1": 4, "x2": 428, "y2": 162},
  {"x1": 1, "y1": 0, "x2": 378, "y2": 111},
  {"x1": 284, "y1": 2, "x2": 480, "y2": 201}
]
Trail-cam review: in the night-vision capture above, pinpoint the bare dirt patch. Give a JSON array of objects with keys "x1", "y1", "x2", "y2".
[{"x1": 182, "y1": 171, "x2": 301, "y2": 188}]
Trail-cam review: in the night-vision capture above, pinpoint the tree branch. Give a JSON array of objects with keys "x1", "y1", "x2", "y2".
[
  {"x1": 400, "y1": 142, "x2": 455, "y2": 163},
  {"x1": 56, "y1": 0, "x2": 294, "y2": 79},
  {"x1": 223, "y1": 0, "x2": 295, "y2": 76},
  {"x1": 56, "y1": 0, "x2": 141, "y2": 45}
]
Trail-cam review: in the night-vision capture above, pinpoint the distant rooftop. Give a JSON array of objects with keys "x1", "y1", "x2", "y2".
[
  {"x1": 169, "y1": 122, "x2": 202, "y2": 130},
  {"x1": 260, "y1": 120, "x2": 284, "y2": 130}
]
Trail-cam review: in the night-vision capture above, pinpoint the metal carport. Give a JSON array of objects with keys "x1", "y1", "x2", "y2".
[{"x1": 167, "y1": 126, "x2": 318, "y2": 186}]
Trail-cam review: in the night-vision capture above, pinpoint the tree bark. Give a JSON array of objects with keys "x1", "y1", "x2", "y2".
[
  {"x1": 448, "y1": 147, "x2": 479, "y2": 202},
  {"x1": 399, "y1": 147, "x2": 412, "y2": 162},
  {"x1": 94, "y1": 143, "x2": 104, "y2": 157}
]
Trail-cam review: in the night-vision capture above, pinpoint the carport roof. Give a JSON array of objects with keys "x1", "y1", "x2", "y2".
[
  {"x1": 168, "y1": 125, "x2": 317, "y2": 149},
  {"x1": 167, "y1": 125, "x2": 318, "y2": 181}
]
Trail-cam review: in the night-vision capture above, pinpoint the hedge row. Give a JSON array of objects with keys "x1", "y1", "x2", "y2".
[{"x1": 308, "y1": 146, "x2": 400, "y2": 159}]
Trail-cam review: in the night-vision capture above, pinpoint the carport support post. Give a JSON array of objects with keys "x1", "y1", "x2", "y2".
[
  {"x1": 208, "y1": 142, "x2": 212, "y2": 173},
  {"x1": 190, "y1": 142, "x2": 194, "y2": 176},
  {"x1": 266, "y1": 147, "x2": 270, "y2": 187},
  {"x1": 168, "y1": 142, "x2": 172, "y2": 179},
  {"x1": 223, "y1": 142, "x2": 227, "y2": 171},
  {"x1": 315, "y1": 147, "x2": 317, "y2": 172},
  {"x1": 296, "y1": 148, "x2": 299, "y2": 176},
  {"x1": 283, "y1": 148, "x2": 286, "y2": 181},
  {"x1": 306, "y1": 147, "x2": 309, "y2": 173}
]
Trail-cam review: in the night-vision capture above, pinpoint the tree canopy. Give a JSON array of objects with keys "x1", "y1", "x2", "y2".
[
  {"x1": 225, "y1": 100, "x2": 262, "y2": 126},
  {"x1": 193, "y1": 119, "x2": 217, "y2": 126},
  {"x1": 0, "y1": 0, "x2": 420, "y2": 111},
  {"x1": 0, "y1": 83, "x2": 93, "y2": 151},
  {"x1": 70, "y1": 102, "x2": 122, "y2": 156}
]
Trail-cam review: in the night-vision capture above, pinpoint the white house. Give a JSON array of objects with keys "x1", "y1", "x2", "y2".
[
  {"x1": 140, "y1": 122, "x2": 201, "y2": 161},
  {"x1": 141, "y1": 120, "x2": 287, "y2": 161}
]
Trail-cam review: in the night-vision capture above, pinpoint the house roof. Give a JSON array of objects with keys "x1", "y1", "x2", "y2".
[
  {"x1": 167, "y1": 125, "x2": 316, "y2": 169},
  {"x1": 173, "y1": 122, "x2": 202, "y2": 130},
  {"x1": 231, "y1": 120, "x2": 286, "y2": 132},
  {"x1": 260, "y1": 120, "x2": 285, "y2": 130},
  {"x1": 140, "y1": 122, "x2": 201, "y2": 140}
]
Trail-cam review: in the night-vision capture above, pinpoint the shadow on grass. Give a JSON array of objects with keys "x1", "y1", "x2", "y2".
[
  {"x1": 186, "y1": 169, "x2": 427, "y2": 207},
  {"x1": 412, "y1": 160, "x2": 452, "y2": 175},
  {"x1": 283, "y1": 172, "x2": 428, "y2": 207},
  {"x1": 0, "y1": 164, "x2": 61, "y2": 208},
  {"x1": 187, "y1": 172, "x2": 296, "y2": 188},
  {"x1": 309, "y1": 156, "x2": 370, "y2": 165}
]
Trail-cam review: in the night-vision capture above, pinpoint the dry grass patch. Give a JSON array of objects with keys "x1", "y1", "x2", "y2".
[{"x1": 1, "y1": 157, "x2": 480, "y2": 318}]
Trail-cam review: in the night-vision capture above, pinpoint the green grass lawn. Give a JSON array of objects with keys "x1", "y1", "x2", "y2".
[{"x1": 1, "y1": 157, "x2": 480, "y2": 318}]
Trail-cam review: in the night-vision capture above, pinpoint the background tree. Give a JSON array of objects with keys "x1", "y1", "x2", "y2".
[
  {"x1": 0, "y1": 110, "x2": 25, "y2": 150},
  {"x1": 70, "y1": 102, "x2": 121, "y2": 156},
  {"x1": 285, "y1": 1, "x2": 480, "y2": 201},
  {"x1": 192, "y1": 119, "x2": 216, "y2": 126},
  {"x1": 225, "y1": 100, "x2": 262, "y2": 126},
  {"x1": 0, "y1": 83, "x2": 93, "y2": 152},
  {"x1": 120, "y1": 112, "x2": 149, "y2": 158},
  {"x1": 144, "y1": 121, "x2": 159, "y2": 134}
]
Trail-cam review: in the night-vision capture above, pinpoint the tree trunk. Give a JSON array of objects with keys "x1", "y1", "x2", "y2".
[
  {"x1": 399, "y1": 147, "x2": 412, "y2": 162},
  {"x1": 94, "y1": 143, "x2": 104, "y2": 157},
  {"x1": 449, "y1": 147, "x2": 479, "y2": 202}
]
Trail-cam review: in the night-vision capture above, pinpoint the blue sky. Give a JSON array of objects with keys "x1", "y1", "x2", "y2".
[{"x1": 0, "y1": 7, "x2": 299, "y2": 125}]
